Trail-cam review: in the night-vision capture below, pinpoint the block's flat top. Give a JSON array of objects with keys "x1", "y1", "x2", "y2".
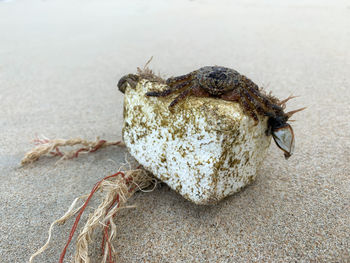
[
  {"x1": 1, "y1": 1, "x2": 349, "y2": 262},
  {"x1": 124, "y1": 79, "x2": 248, "y2": 137}
]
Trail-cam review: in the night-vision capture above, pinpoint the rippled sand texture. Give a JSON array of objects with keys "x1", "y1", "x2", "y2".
[{"x1": 0, "y1": 0, "x2": 349, "y2": 262}]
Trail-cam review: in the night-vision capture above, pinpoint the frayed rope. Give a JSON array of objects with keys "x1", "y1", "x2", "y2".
[
  {"x1": 29, "y1": 169, "x2": 156, "y2": 263},
  {"x1": 21, "y1": 136, "x2": 125, "y2": 165},
  {"x1": 22, "y1": 136, "x2": 157, "y2": 262}
]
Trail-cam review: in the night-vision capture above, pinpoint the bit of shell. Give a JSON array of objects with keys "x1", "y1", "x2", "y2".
[
  {"x1": 122, "y1": 79, "x2": 271, "y2": 204},
  {"x1": 272, "y1": 124, "x2": 295, "y2": 159}
]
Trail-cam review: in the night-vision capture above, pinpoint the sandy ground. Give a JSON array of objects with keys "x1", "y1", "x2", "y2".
[{"x1": 1, "y1": 0, "x2": 349, "y2": 262}]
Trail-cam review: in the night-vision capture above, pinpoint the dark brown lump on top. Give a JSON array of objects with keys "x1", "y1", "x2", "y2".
[{"x1": 118, "y1": 67, "x2": 165, "y2": 94}]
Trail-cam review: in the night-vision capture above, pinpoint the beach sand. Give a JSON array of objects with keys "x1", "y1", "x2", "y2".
[{"x1": 0, "y1": 0, "x2": 349, "y2": 262}]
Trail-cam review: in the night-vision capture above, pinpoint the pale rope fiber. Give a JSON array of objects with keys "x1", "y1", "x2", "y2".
[
  {"x1": 21, "y1": 136, "x2": 125, "y2": 165},
  {"x1": 75, "y1": 169, "x2": 155, "y2": 263},
  {"x1": 29, "y1": 195, "x2": 88, "y2": 262},
  {"x1": 23, "y1": 138, "x2": 156, "y2": 263}
]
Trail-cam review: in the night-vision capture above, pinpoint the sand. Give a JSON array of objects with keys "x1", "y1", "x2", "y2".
[{"x1": 0, "y1": 0, "x2": 349, "y2": 262}]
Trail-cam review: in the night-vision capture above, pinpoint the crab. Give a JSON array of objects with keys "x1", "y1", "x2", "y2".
[{"x1": 142, "y1": 66, "x2": 305, "y2": 159}]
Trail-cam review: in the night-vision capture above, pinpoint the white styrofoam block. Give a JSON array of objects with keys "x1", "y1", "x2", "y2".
[{"x1": 122, "y1": 79, "x2": 271, "y2": 204}]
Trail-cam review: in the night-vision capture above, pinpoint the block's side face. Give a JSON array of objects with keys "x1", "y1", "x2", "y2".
[
  {"x1": 122, "y1": 81, "x2": 225, "y2": 203},
  {"x1": 212, "y1": 115, "x2": 271, "y2": 202},
  {"x1": 192, "y1": 101, "x2": 271, "y2": 203}
]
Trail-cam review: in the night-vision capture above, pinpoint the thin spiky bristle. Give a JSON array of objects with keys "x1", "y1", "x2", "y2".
[{"x1": 286, "y1": 107, "x2": 307, "y2": 118}]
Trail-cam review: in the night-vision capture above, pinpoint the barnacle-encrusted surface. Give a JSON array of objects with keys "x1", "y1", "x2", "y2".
[{"x1": 122, "y1": 79, "x2": 271, "y2": 204}]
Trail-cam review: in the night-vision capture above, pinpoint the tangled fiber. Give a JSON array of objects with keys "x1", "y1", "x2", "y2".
[
  {"x1": 21, "y1": 136, "x2": 124, "y2": 165},
  {"x1": 23, "y1": 138, "x2": 156, "y2": 263}
]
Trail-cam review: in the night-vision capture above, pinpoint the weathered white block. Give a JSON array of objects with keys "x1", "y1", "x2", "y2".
[{"x1": 122, "y1": 79, "x2": 271, "y2": 204}]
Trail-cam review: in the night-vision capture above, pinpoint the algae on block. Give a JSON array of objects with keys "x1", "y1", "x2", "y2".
[{"x1": 122, "y1": 79, "x2": 271, "y2": 204}]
